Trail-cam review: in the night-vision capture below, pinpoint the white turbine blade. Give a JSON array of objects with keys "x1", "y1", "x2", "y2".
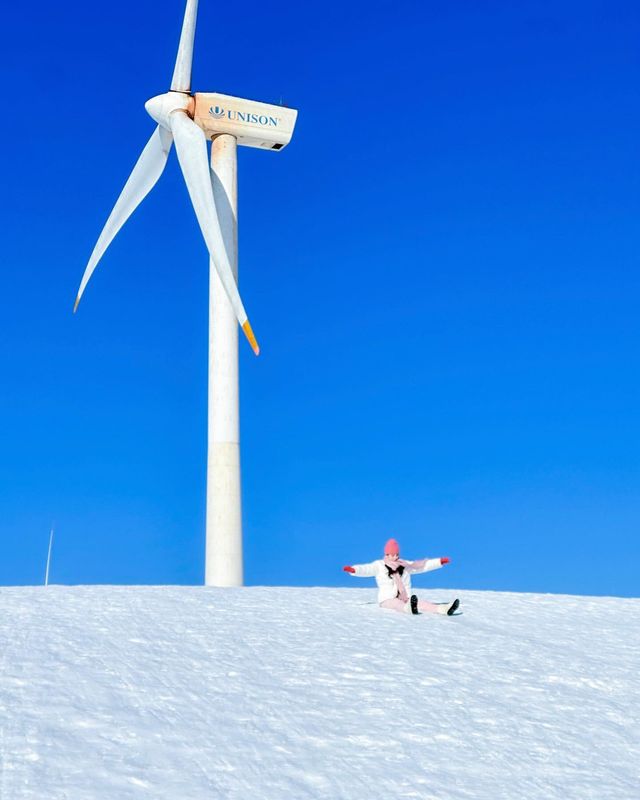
[
  {"x1": 171, "y1": 0, "x2": 199, "y2": 93},
  {"x1": 74, "y1": 125, "x2": 173, "y2": 311},
  {"x1": 170, "y1": 110, "x2": 260, "y2": 355}
]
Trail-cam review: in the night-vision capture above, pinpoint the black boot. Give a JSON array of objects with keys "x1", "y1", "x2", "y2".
[
  {"x1": 410, "y1": 594, "x2": 419, "y2": 615},
  {"x1": 447, "y1": 598, "x2": 460, "y2": 616}
]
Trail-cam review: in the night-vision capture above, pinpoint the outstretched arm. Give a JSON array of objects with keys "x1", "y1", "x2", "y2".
[
  {"x1": 343, "y1": 561, "x2": 378, "y2": 578},
  {"x1": 406, "y1": 557, "x2": 450, "y2": 574}
]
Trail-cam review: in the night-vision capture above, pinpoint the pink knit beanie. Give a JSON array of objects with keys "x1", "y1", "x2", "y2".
[{"x1": 384, "y1": 538, "x2": 400, "y2": 555}]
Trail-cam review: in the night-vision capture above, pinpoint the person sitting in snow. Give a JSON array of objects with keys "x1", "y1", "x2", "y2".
[{"x1": 343, "y1": 538, "x2": 460, "y2": 615}]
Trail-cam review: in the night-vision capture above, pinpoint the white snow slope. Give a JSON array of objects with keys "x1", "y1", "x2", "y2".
[{"x1": 0, "y1": 586, "x2": 638, "y2": 800}]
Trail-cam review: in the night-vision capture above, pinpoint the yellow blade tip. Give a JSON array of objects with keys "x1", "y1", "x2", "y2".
[
  {"x1": 242, "y1": 321, "x2": 260, "y2": 356},
  {"x1": 73, "y1": 295, "x2": 80, "y2": 313}
]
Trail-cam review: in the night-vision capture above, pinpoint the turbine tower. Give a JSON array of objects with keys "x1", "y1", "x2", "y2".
[{"x1": 74, "y1": 0, "x2": 297, "y2": 586}]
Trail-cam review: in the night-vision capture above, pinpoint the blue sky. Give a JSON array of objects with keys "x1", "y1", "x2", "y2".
[{"x1": 0, "y1": 0, "x2": 638, "y2": 596}]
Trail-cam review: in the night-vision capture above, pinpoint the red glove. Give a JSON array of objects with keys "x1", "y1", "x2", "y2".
[
  {"x1": 343, "y1": 565, "x2": 355, "y2": 573},
  {"x1": 440, "y1": 557, "x2": 451, "y2": 565}
]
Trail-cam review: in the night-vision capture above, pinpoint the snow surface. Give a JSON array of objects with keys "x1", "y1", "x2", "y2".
[{"x1": 0, "y1": 586, "x2": 638, "y2": 799}]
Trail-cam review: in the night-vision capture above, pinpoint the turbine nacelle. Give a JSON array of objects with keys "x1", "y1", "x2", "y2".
[
  {"x1": 145, "y1": 91, "x2": 298, "y2": 152},
  {"x1": 144, "y1": 91, "x2": 195, "y2": 129},
  {"x1": 193, "y1": 93, "x2": 297, "y2": 151}
]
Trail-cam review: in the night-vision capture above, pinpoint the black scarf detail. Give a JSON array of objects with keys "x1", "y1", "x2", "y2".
[{"x1": 385, "y1": 564, "x2": 404, "y2": 578}]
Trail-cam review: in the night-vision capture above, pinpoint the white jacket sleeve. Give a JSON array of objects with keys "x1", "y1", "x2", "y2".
[
  {"x1": 407, "y1": 558, "x2": 443, "y2": 574},
  {"x1": 351, "y1": 561, "x2": 378, "y2": 578}
]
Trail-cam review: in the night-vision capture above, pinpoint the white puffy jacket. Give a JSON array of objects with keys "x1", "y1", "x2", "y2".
[{"x1": 349, "y1": 558, "x2": 443, "y2": 603}]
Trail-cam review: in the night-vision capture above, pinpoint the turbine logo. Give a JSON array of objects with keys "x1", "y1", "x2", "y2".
[{"x1": 209, "y1": 106, "x2": 280, "y2": 127}]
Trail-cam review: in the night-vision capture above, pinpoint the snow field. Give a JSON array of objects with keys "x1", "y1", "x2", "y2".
[{"x1": 0, "y1": 586, "x2": 638, "y2": 799}]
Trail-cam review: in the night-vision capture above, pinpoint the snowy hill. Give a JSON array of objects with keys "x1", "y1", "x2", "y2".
[{"x1": 0, "y1": 586, "x2": 638, "y2": 799}]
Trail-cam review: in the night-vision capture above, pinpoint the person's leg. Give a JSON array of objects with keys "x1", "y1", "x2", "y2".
[
  {"x1": 418, "y1": 598, "x2": 460, "y2": 615},
  {"x1": 380, "y1": 598, "x2": 409, "y2": 613},
  {"x1": 417, "y1": 600, "x2": 441, "y2": 614}
]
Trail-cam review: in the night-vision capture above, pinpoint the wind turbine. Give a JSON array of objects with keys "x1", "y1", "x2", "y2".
[{"x1": 74, "y1": 0, "x2": 297, "y2": 586}]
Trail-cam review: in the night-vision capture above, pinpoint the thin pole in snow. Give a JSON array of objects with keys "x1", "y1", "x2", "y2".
[{"x1": 45, "y1": 526, "x2": 54, "y2": 587}]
